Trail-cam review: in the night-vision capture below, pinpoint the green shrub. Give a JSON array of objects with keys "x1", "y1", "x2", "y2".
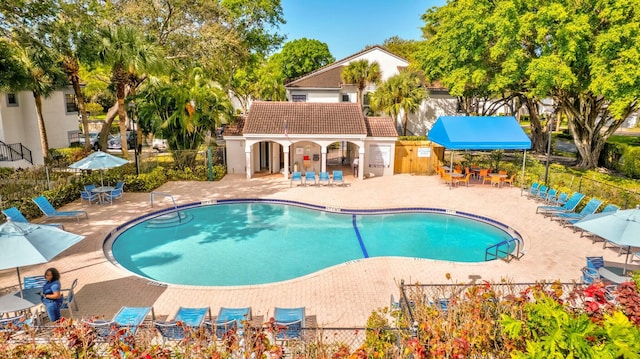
[{"x1": 619, "y1": 146, "x2": 640, "y2": 179}]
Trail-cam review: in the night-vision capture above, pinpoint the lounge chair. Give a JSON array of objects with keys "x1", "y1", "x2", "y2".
[
  {"x1": 318, "y1": 171, "x2": 330, "y2": 186},
  {"x1": 538, "y1": 188, "x2": 557, "y2": 203},
  {"x1": 524, "y1": 182, "x2": 540, "y2": 198},
  {"x1": 84, "y1": 306, "x2": 155, "y2": 339},
  {"x1": 332, "y1": 170, "x2": 344, "y2": 186},
  {"x1": 290, "y1": 172, "x2": 303, "y2": 187},
  {"x1": 550, "y1": 192, "x2": 569, "y2": 205},
  {"x1": 570, "y1": 204, "x2": 620, "y2": 237},
  {"x1": 32, "y1": 195, "x2": 89, "y2": 223},
  {"x1": 1, "y1": 207, "x2": 64, "y2": 230},
  {"x1": 273, "y1": 307, "x2": 305, "y2": 340},
  {"x1": 532, "y1": 185, "x2": 548, "y2": 201},
  {"x1": 207, "y1": 307, "x2": 251, "y2": 339},
  {"x1": 552, "y1": 197, "x2": 603, "y2": 224},
  {"x1": 535, "y1": 192, "x2": 584, "y2": 215},
  {"x1": 304, "y1": 171, "x2": 317, "y2": 186},
  {"x1": 154, "y1": 307, "x2": 211, "y2": 346}
]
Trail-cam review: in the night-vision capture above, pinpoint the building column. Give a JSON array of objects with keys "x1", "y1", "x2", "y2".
[
  {"x1": 245, "y1": 145, "x2": 252, "y2": 179},
  {"x1": 283, "y1": 146, "x2": 290, "y2": 180},
  {"x1": 358, "y1": 150, "x2": 364, "y2": 181},
  {"x1": 321, "y1": 147, "x2": 327, "y2": 173}
]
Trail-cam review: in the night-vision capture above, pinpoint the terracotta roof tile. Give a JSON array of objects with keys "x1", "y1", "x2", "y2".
[
  {"x1": 222, "y1": 116, "x2": 245, "y2": 136},
  {"x1": 285, "y1": 66, "x2": 342, "y2": 88},
  {"x1": 244, "y1": 102, "x2": 367, "y2": 135},
  {"x1": 364, "y1": 117, "x2": 398, "y2": 137}
]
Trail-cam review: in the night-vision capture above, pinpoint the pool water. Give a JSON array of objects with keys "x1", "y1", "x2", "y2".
[{"x1": 110, "y1": 203, "x2": 513, "y2": 286}]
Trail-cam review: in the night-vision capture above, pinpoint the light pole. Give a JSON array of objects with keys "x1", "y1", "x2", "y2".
[
  {"x1": 544, "y1": 115, "x2": 553, "y2": 185},
  {"x1": 128, "y1": 101, "x2": 140, "y2": 176}
]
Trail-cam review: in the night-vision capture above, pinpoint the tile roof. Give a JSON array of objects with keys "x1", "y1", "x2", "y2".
[
  {"x1": 364, "y1": 117, "x2": 398, "y2": 137},
  {"x1": 222, "y1": 116, "x2": 245, "y2": 136},
  {"x1": 285, "y1": 66, "x2": 342, "y2": 88},
  {"x1": 244, "y1": 102, "x2": 367, "y2": 135}
]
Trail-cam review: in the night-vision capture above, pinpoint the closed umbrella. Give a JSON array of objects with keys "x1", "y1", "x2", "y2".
[
  {"x1": 573, "y1": 205, "x2": 640, "y2": 273},
  {"x1": 0, "y1": 221, "x2": 84, "y2": 297},
  {"x1": 69, "y1": 150, "x2": 128, "y2": 186}
]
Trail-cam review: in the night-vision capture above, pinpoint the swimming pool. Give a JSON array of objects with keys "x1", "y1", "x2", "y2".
[{"x1": 107, "y1": 199, "x2": 522, "y2": 286}]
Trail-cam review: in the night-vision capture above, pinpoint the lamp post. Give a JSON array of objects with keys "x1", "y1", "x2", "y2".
[
  {"x1": 128, "y1": 101, "x2": 140, "y2": 176},
  {"x1": 544, "y1": 115, "x2": 553, "y2": 185}
]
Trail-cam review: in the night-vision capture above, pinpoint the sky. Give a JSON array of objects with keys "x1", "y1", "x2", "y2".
[{"x1": 279, "y1": 0, "x2": 446, "y2": 60}]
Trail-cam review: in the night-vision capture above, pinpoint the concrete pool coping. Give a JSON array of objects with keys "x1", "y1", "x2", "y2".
[{"x1": 1, "y1": 173, "x2": 636, "y2": 326}]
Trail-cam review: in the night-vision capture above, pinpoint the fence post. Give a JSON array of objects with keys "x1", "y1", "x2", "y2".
[{"x1": 578, "y1": 176, "x2": 583, "y2": 193}]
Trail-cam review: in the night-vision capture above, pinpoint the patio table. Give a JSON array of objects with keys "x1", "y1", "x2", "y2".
[
  {"x1": 92, "y1": 186, "x2": 115, "y2": 204},
  {"x1": 0, "y1": 287, "x2": 42, "y2": 316}
]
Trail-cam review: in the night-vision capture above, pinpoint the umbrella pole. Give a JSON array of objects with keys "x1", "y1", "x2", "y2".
[
  {"x1": 624, "y1": 246, "x2": 631, "y2": 275},
  {"x1": 16, "y1": 267, "x2": 24, "y2": 298}
]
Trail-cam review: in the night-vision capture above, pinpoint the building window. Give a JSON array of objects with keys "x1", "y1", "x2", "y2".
[
  {"x1": 341, "y1": 94, "x2": 350, "y2": 102},
  {"x1": 6, "y1": 93, "x2": 18, "y2": 107},
  {"x1": 65, "y1": 93, "x2": 78, "y2": 113},
  {"x1": 363, "y1": 93, "x2": 371, "y2": 107},
  {"x1": 291, "y1": 94, "x2": 307, "y2": 102}
]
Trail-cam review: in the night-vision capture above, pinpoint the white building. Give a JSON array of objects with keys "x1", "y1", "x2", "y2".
[{"x1": 0, "y1": 89, "x2": 79, "y2": 167}]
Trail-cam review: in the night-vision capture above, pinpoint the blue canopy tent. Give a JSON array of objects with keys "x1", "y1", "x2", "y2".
[{"x1": 428, "y1": 116, "x2": 532, "y2": 189}]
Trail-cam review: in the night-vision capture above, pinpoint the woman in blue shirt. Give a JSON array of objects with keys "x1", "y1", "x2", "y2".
[{"x1": 41, "y1": 267, "x2": 63, "y2": 323}]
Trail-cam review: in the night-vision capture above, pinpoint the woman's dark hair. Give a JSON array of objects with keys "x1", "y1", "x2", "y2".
[{"x1": 45, "y1": 267, "x2": 60, "y2": 281}]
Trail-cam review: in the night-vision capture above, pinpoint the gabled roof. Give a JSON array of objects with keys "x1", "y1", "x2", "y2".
[
  {"x1": 223, "y1": 116, "x2": 245, "y2": 136},
  {"x1": 286, "y1": 45, "x2": 408, "y2": 89},
  {"x1": 243, "y1": 102, "x2": 368, "y2": 135},
  {"x1": 428, "y1": 116, "x2": 531, "y2": 150},
  {"x1": 364, "y1": 117, "x2": 398, "y2": 137}
]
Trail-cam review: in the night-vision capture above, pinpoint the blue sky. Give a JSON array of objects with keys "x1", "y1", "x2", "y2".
[{"x1": 279, "y1": 0, "x2": 446, "y2": 60}]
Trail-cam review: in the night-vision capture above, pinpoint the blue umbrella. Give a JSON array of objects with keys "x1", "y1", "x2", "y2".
[
  {"x1": 69, "y1": 150, "x2": 128, "y2": 186},
  {"x1": 0, "y1": 221, "x2": 84, "y2": 296},
  {"x1": 574, "y1": 205, "x2": 640, "y2": 273}
]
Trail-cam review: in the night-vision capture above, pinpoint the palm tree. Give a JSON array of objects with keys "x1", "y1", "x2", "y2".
[
  {"x1": 370, "y1": 70, "x2": 428, "y2": 136},
  {"x1": 15, "y1": 42, "x2": 68, "y2": 160},
  {"x1": 98, "y1": 25, "x2": 163, "y2": 158},
  {"x1": 341, "y1": 59, "x2": 381, "y2": 106}
]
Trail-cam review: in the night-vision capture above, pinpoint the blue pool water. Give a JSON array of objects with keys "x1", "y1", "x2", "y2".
[{"x1": 110, "y1": 202, "x2": 516, "y2": 286}]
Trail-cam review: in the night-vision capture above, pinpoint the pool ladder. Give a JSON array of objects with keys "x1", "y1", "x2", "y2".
[
  {"x1": 485, "y1": 238, "x2": 523, "y2": 262},
  {"x1": 150, "y1": 191, "x2": 182, "y2": 224}
]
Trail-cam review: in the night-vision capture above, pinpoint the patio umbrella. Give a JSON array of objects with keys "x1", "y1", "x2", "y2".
[
  {"x1": 573, "y1": 205, "x2": 640, "y2": 273},
  {"x1": 69, "y1": 150, "x2": 129, "y2": 186},
  {"x1": 0, "y1": 221, "x2": 84, "y2": 297}
]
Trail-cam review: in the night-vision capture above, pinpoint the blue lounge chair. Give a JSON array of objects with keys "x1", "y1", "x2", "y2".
[
  {"x1": 304, "y1": 171, "x2": 317, "y2": 186},
  {"x1": 2, "y1": 207, "x2": 64, "y2": 230},
  {"x1": 532, "y1": 185, "x2": 548, "y2": 201},
  {"x1": 568, "y1": 203, "x2": 619, "y2": 230},
  {"x1": 32, "y1": 195, "x2": 89, "y2": 223},
  {"x1": 318, "y1": 171, "x2": 330, "y2": 186},
  {"x1": 524, "y1": 182, "x2": 540, "y2": 198},
  {"x1": 536, "y1": 192, "x2": 584, "y2": 215},
  {"x1": 538, "y1": 188, "x2": 557, "y2": 203},
  {"x1": 552, "y1": 197, "x2": 603, "y2": 223},
  {"x1": 550, "y1": 192, "x2": 569, "y2": 206},
  {"x1": 84, "y1": 306, "x2": 155, "y2": 339},
  {"x1": 154, "y1": 307, "x2": 211, "y2": 345},
  {"x1": 273, "y1": 307, "x2": 305, "y2": 340},
  {"x1": 332, "y1": 170, "x2": 344, "y2": 186},
  {"x1": 290, "y1": 172, "x2": 303, "y2": 187},
  {"x1": 207, "y1": 307, "x2": 251, "y2": 339}
]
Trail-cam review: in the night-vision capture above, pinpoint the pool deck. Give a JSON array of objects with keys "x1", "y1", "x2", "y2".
[{"x1": 1, "y1": 173, "x2": 636, "y2": 326}]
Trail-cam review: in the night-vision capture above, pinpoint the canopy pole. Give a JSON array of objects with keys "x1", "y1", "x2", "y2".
[
  {"x1": 520, "y1": 150, "x2": 527, "y2": 196},
  {"x1": 17, "y1": 267, "x2": 24, "y2": 298},
  {"x1": 449, "y1": 150, "x2": 454, "y2": 190}
]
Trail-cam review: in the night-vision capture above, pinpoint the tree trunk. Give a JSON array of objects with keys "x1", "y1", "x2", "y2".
[
  {"x1": 523, "y1": 97, "x2": 547, "y2": 153},
  {"x1": 402, "y1": 111, "x2": 408, "y2": 136},
  {"x1": 116, "y1": 90, "x2": 129, "y2": 159},
  {"x1": 63, "y1": 56, "x2": 91, "y2": 151},
  {"x1": 98, "y1": 102, "x2": 119, "y2": 150},
  {"x1": 32, "y1": 92, "x2": 49, "y2": 160}
]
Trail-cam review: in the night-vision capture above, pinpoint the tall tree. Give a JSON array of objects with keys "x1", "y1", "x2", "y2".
[
  {"x1": 276, "y1": 38, "x2": 334, "y2": 80},
  {"x1": 370, "y1": 70, "x2": 429, "y2": 136},
  {"x1": 98, "y1": 25, "x2": 164, "y2": 158},
  {"x1": 381, "y1": 36, "x2": 423, "y2": 63},
  {"x1": 341, "y1": 60, "x2": 381, "y2": 107}
]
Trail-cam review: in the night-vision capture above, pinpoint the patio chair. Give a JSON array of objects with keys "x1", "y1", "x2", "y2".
[
  {"x1": 22, "y1": 275, "x2": 47, "y2": 289},
  {"x1": 206, "y1": 307, "x2": 251, "y2": 339},
  {"x1": 332, "y1": 170, "x2": 344, "y2": 186},
  {"x1": 538, "y1": 188, "x2": 557, "y2": 203},
  {"x1": 32, "y1": 195, "x2": 89, "y2": 223},
  {"x1": 454, "y1": 173, "x2": 471, "y2": 187},
  {"x1": 290, "y1": 171, "x2": 303, "y2": 187},
  {"x1": 80, "y1": 185, "x2": 100, "y2": 206},
  {"x1": 479, "y1": 169, "x2": 489, "y2": 184},
  {"x1": 524, "y1": 182, "x2": 540, "y2": 198},
  {"x1": 304, "y1": 171, "x2": 317, "y2": 186},
  {"x1": 535, "y1": 192, "x2": 584, "y2": 215},
  {"x1": 60, "y1": 278, "x2": 79, "y2": 318},
  {"x1": 0, "y1": 314, "x2": 33, "y2": 336},
  {"x1": 490, "y1": 175, "x2": 502, "y2": 187},
  {"x1": 154, "y1": 307, "x2": 211, "y2": 346},
  {"x1": 273, "y1": 307, "x2": 305, "y2": 340},
  {"x1": 318, "y1": 171, "x2": 330, "y2": 186},
  {"x1": 581, "y1": 256, "x2": 604, "y2": 284},
  {"x1": 1, "y1": 207, "x2": 64, "y2": 230},
  {"x1": 552, "y1": 197, "x2": 603, "y2": 223},
  {"x1": 532, "y1": 185, "x2": 548, "y2": 200},
  {"x1": 502, "y1": 174, "x2": 516, "y2": 187},
  {"x1": 103, "y1": 186, "x2": 124, "y2": 204},
  {"x1": 549, "y1": 192, "x2": 569, "y2": 205}
]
